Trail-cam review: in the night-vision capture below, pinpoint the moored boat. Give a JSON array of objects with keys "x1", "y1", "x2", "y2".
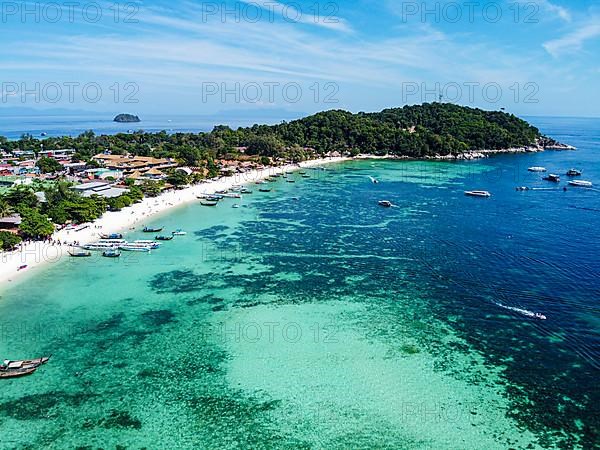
[
  {"x1": 68, "y1": 250, "x2": 92, "y2": 257},
  {"x1": 464, "y1": 190, "x2": 491, "y2": 198},
  {"x1": 543, "y1": 174, "x2": 560, "y2": 182},
  {"x1": 568, "y1": 180, "x2": 593, "y2": 187},
  {"x1": 142, "y1": 226, "x2": 163, "y2": 233},
  {"x1": 81, "y1": 242, "x2": 120, "y2": 251},
  {"x1": 200, "y1": 199, "x2": 219, "y2": 206},
  {"x1": 378, "y1": 200, "x2": 393, "y2": 207},
  {"x1": 240, "y1": 188, "x2": 253, "y2": 194},
  {"x1": 102, "y1": 249, "x2": 121, "y2": 258},
  {"x1": 155, "y1": 235, "x2": 174, "y2": 241},
  {"x1": 133, "y1": 240, "x2": 160, "y2": 249},
  {"x1": 0, "y1": 367, "x2": 37, "y2": 378},
  {"x1": 528, "y1": 166, "x2": 547, "y2": 172},
  {"x1": 566, "y1": 169, "x2": 582, "y2": 177},
  {"x1": 3, "y1": 356, "x2": 51, "y2": 370},
  {"x1": 99, "y1": 233, "x2": 123, "y2": 239},
  {"x1": 98, "y1": 239, "x2": 126, "y2": 245},
  {"x1": 172, "y1": 229, "x2": 187, "y2": 236},
  {"x1": 259, "y1": 187, "x2": 272, "y2": 192},
  {"x1": 119, "y1": 244, "x2": 151, "y2": 252}
]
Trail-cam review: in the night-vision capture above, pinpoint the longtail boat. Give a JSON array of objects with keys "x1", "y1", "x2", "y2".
[
  {"x1": 143, "y1": 226, "x2": 163, "y2": 233},
  {"x1": 0, "y1": 367, "x2": 37, "y2": 378},
  {"x1": 3, "y1": 356, "x2": 51, "y2": 370},
  {"x1": 68, "y1": 250, "x2": 92, "y2": 257}
]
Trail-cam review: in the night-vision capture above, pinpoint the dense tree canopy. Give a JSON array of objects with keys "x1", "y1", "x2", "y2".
[
  {"x1": 18, "y1": 208, "x2": 54, "y2": 239},
  {"x1": 1, "y1": 104, "x2": 546, "y2": 162},
  {"x1": 36, "y1": 156, "x2": 63, "y2": 173},
  {"x1": 0, "y1": 231, "x2": 21, "y2": 250},
  {"x1": 0, "y1": 103, "x2": 552, "y2": 245}
]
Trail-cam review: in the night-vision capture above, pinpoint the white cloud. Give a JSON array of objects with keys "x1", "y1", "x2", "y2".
[
  {"x1": 536, "y1": 0, "x2": 572, "y2": 22},
  {"x1": 543, "y1": 19, "x2": 600, "y2": 56}
]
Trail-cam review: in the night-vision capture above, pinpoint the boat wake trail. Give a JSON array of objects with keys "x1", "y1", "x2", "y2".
[{"x1": 494, "y1": 302, "x2": 547, "y2": 320}]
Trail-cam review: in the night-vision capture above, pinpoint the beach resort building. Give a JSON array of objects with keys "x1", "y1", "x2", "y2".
[
  {"x1": 92, "y1": 153, "x2": 177, "y2": 176},
  {"x1": 71, "y1": 181, "x2": 130, "y2": 199},
  {"x1": 0, "y1": 214, "x2": 22, "y2": 233},
  {"x1": 38, "y1": 148, "x2": 76, "y2": 161}
]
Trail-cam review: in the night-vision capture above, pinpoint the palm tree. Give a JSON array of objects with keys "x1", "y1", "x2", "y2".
[{"x1": 0, "y1": 198, "x2": 13, "y2": 218}]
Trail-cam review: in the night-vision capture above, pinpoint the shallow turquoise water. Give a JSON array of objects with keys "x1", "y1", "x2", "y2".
[{"x1": 0, "y1": 117, "x2": 599, "y2": 449}]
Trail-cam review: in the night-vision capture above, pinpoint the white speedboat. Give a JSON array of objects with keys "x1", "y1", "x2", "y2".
[
  {"x1": 568, "y1": 180, "x2": 593, "y2": 187},
  {"x1": 119, "y1": 244, "x2": 152, "y2": 252},
  {"x1": 172, "y1": 229, "x2": 186, "y2": 236},
  {"x1": 464, "y1": 190, "x2": 491, "y2": 198},
  {"x1": 98, "y1": 239, "x2": 126, "y2": 245},
  {"x1": 528, "y1": 166, "x2": 547, "y2": 172},
  {"x1": 82, "y1": 242, "x2": 120, "y2": 251},
  {"x1": 378, "y1": 200, "x2": 393, "y2": 207},
  {"x1": 133, "y1": 240, "x2": 160, "y2": 249}
]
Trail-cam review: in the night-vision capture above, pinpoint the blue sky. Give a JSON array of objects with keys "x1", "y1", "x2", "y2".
[{"x1": 1, "y1": 0, "x2": 599, "y2": 117}]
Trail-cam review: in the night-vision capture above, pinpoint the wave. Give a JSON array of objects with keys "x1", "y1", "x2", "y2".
[{"x1": 494, "y1": 302, "x2": 547, "y2": 320}]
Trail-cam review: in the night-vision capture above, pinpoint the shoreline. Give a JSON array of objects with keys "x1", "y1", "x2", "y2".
[
  {"x1": 355, "y1": 143, "x2": 576, "y2": 162},
  {"x1": 0, "y1": 157, "x2": 349, "y2": 289},
  {"x1": 0, "y1": 141, "x2": 577, "y2": 288}
]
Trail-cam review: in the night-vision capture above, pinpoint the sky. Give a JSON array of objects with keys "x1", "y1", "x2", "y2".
[{"x1": 0, "y1": 0, "x2": 599, "y2": 117}]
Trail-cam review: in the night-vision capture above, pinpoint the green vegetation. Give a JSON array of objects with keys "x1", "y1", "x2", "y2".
[
  {"x1": 140, "y1": 180, "x2": 163, "y2": 197},
  {"x1": 0, "y1": 179, "x2": 140, "y2": 241},
  {"x1": 2, "y1": 104, "x2": 547, "y2": 165},
  {"x1": 18, "y1": 208, "x2": 54, "y2": 239},
  {"x1": 0, "y1": 103, "x2": 553, "y2": 245},
  {"x1": 0, "y1": 231, "x2": 21, "y2": 250},
  {"x1": 0, "y1": 197, "x2": 13, "y2": 217},
  {"x1": 166, "y1": 170, "x2": 191, "y2": 188},
  {"x1": 36, "y1": 156, "x2": 63, "y2": 173}
]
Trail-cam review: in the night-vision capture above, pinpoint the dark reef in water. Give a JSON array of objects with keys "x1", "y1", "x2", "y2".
[
  {"x1": 99, "y1": 410, "x2": 142, "y2": 429},
  {"x1": 0, "y1": 391, "x2": 96, "y2": 421},
  {"x1": 149, "y1": 269, "x2": 205, "y2": 293},
  {"x1": 141, "y1": 309, "x2": 176, "y2": 326}
]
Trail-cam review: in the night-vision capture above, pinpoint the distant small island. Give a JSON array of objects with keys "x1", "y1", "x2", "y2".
[{"x1": 113, "y1": 113, "x2": 140, "y2": 123}]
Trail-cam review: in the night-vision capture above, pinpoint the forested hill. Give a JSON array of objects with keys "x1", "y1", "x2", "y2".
[
  {"x1": 2, "y1": 104, "x2": 558, "y2": 162},
  {"x1": 247, "y1": 103, "x2": 546, "y2": 156}
]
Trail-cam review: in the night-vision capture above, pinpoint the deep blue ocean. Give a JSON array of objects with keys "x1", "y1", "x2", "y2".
[
  {"x1": 0, "y1": 112, "x2": 300, "y2": 139},
  {"x1": 0, "y1": 115, "x2": 598, "y2": 448}
]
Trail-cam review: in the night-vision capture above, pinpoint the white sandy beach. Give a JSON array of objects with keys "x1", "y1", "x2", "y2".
[{"x1": 0, "y1": 157, "x2": 348, "y2": 288}]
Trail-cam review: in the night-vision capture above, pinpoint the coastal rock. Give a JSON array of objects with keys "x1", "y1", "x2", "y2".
[{"x1": 113, "y1": 113, "x2": 140, "y2": 123}]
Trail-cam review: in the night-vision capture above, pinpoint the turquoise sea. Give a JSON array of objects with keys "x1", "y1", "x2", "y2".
[{"x1": 0, "y1": 116, "x2": 598, "y2": 449}]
